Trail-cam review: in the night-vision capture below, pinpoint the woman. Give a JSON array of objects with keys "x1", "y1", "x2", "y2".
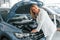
[{"x1": 30, "y1": 4, "x2": 57, "y2": 40}]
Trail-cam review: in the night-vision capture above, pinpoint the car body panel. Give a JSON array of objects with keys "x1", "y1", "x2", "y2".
[
  {"x1": 43, "y1": 6, "x2": 60, "y2": 27},
  {"x1": 0, "y1": 1, "x2": 44, "y2": 40}
]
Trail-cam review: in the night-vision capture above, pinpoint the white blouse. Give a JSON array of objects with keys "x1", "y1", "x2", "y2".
[{"x1": 36, "y1": 8, "x2": 57, "y2": 40}]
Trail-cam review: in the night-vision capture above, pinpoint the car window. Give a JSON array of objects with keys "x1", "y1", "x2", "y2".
[{"x1": 0, "y1": 10, "x2": 8, "y2": 21}]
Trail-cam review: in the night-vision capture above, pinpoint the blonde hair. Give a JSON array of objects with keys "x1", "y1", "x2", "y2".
[
  {"x1": 30, "y1": 7, "x2": 36, "y2": 19},
  {"x1": 30, "y1": 4, "x2": 40, "y2": 19}
]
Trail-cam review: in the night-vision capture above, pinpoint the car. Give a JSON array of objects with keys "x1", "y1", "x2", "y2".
[
  {"x1": 42, "y1": 6, "x2": 60, "y2": 27},
  {"x1": 0, "y1": 1, "x2": 45, "y2": 40},
  {"x1": 0, "y1": 8, "x2": 10, "y2": 21},
  {"x1": 48, "y1": 6, "x2": 60, "y2": 27},
  {"x1": 0, "y1": 13, "x2": 26, "y2": 40}
]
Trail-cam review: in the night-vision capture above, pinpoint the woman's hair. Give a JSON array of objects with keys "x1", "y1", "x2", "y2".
[
  {"x1": 30, "y1": 4, "x2": 39, "y2": 19},
  {"x1": 30, "y1": 8, "x2": 36, "y2": 19}
]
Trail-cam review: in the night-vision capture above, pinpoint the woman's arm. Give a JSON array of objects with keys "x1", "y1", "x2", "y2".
[{"x1": 31, "y1": 9, "x2": 47, "y2": 32}]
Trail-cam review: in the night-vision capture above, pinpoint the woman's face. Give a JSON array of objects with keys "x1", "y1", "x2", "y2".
[{"x1": 31, "y1": 5, "x2": 39, "y2": 14}]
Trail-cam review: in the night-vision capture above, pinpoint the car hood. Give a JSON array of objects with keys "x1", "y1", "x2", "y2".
[{"x1": 1, "y1": 22, "x2": 22, "y2": 33}]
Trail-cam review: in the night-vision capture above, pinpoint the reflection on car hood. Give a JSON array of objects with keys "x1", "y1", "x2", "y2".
[{"x1": 1, "y1": 22, "x2": 22, "y2": 33}]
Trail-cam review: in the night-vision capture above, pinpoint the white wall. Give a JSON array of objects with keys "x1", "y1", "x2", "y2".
[
  {"x1": 44, "y1": 0, "x2": 60, "y2": 6},
  {"x1": 0, "y1": 0, "x2": 21, "y2": 8},
  {"x1": 10, "y1": 0, "x2": 21, "y2": 8},
  {"x1": 0, "y1": 0, "x2": 60, "y2": 8},
  {"x1": 44, "y1": 0, "x2": 60, "y2": 4}
]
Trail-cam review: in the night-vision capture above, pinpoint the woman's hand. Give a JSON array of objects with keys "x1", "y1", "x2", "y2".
[{"x1": 31, "y1": 29, "x2": 38, "y2": 33}]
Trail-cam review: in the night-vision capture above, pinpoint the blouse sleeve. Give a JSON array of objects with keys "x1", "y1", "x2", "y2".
[{"x1": 36, "y1": 9, "x2": 48, "y2": 32}]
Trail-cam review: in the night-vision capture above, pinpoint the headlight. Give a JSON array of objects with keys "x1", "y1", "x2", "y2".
[{"x1": 14, "y1": 33, "x2": 30, "y2": 38}]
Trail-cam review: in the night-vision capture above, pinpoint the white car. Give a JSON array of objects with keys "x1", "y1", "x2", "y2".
[{"x1": 43, "y1": 6, "x2": 60, "y2": 28}]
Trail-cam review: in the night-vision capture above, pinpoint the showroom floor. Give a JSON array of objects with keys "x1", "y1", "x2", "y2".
[{"x1": 52, "y1": 31, "x2": 60, "y2": 40}]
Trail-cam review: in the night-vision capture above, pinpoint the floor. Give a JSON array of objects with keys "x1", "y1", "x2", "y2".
[{"x1": 52, "y1": 31, "x2": 60, "y2": 40}]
